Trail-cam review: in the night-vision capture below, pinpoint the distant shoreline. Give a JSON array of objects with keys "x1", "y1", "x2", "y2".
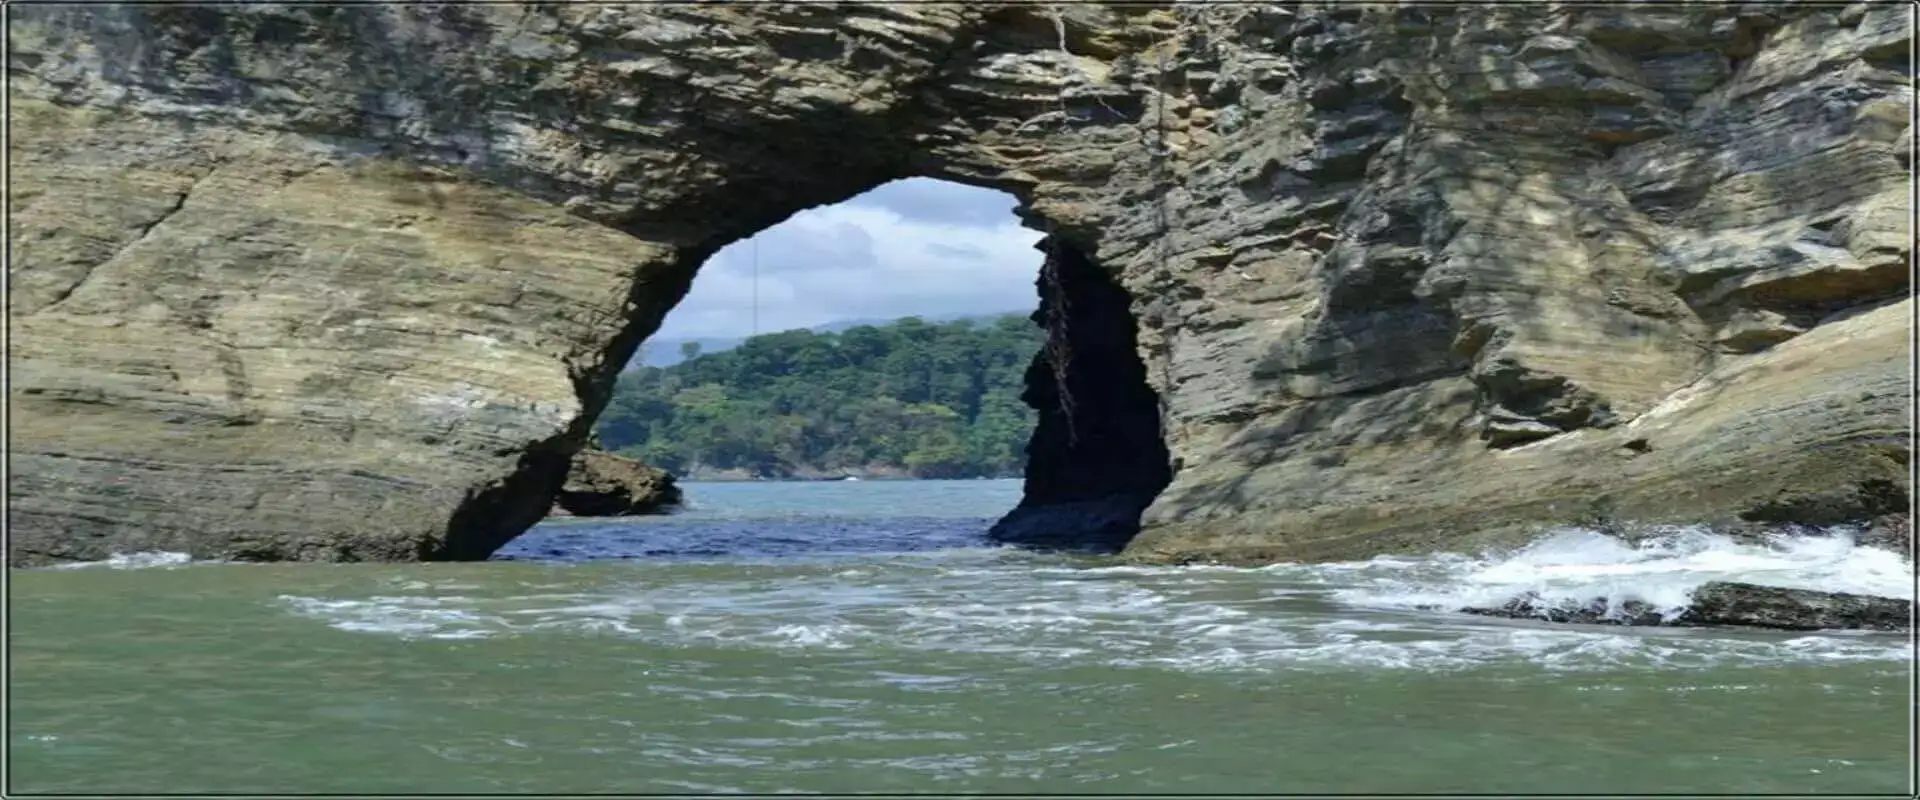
[{"x1": 679, "y1": 475, "x2": 1022, "y2": 483}]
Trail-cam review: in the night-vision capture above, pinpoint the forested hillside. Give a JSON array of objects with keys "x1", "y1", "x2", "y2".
[
  {"x1": 631, "y1": 312, "x2": 1025, "y2": 368},
  {"x1": 597, "y1": 315, "x2": 1045, "y2": 479}
]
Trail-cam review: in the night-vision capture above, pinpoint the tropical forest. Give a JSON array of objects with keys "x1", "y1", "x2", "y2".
[{"x1": 596, "y1": 314, "x2": 1045, "y2": 479}]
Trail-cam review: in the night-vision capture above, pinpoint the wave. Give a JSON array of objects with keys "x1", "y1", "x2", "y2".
[
  {"x1": 1320, "y1": 526, "x2": 1911, "y2": 621},
  {"x1": 275, "y1": 527, "x2": 1913, "y2": 674}
]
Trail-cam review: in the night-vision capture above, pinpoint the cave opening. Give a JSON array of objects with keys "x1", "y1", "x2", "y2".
[
  {"x1": 5, "y1": 0, "x2": 1203, "y2": 567},
  {"x1": 598, "y1": 178, "x2": 1050, "y2": 486},
  {"x1": 521, "y1": 176, "x2": 1173, "y2": 556}
]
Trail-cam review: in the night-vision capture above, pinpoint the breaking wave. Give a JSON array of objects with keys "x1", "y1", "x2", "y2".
[
  {"x1": 1322, "y1": 526, "x2": 1912, "y2": 619},
  {"x1": 277, "y1": 527, "x2": 1912, "y2": 674}
]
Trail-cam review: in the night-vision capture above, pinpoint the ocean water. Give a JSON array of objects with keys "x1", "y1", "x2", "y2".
[{"x1": 9, "y1": 480, "x2": 1914, "y2": 794}]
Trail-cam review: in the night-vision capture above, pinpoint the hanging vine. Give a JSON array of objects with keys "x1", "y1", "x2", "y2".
[
  {"x1": 1027, "y1": 6, "x2": 1199, "y2": 451},
  {"x1": 1039, "y1": 224, "x2": 1079, "y2": 448}
]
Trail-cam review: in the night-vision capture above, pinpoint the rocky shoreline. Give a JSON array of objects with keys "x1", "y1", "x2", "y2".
[{"x1": 6, "y1": 3, "x2": 1911, "y2": 567}]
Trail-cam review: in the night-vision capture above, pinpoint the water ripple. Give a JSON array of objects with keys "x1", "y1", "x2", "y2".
[{"x1": 277, "y1": 525, "x2": 1911, "y2": 674}]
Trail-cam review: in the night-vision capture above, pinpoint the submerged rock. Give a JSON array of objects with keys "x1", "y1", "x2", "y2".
[
  {"x1": 1459, "y1": 581, "x2": 1911, "y2": 632},
  {"x1": 1459, "y1": 590, "x2": 1658, "y2": 621},
  {"x1": 1458, "y1": 593, "x2": 1669, "y2": 627},
  {"x1": 550, "y1": 450, "x2": 681, "y2": 518}
]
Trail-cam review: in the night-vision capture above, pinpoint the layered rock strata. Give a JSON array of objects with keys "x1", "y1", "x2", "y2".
[{"x1": 7, "y1": 3, "x2": 1911, "y2": 566}]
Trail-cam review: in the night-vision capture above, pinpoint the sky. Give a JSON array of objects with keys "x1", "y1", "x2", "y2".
[{"x1": 652, "y1": 178, "x2": 1046, "y2": 341}]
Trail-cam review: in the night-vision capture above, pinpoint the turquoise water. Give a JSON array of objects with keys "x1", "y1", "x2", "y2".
[{"x1": 9, "y1": 480, "x2": 1913, "y2": 794}]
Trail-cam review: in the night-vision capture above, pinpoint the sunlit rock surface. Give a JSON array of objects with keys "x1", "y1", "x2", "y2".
[{"x1": 7, "y1": 3, "x2": 1910, "y2": 566}]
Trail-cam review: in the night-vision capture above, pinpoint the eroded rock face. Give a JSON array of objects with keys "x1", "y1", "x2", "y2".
[
  {"x1": 6, "y1": 3, "x2": 1911, "y2": 566},
  {"x1": 551, "y1": 449, "x2": 681, "y2": 518},
  {"x1": 1123, "y1": 3, "x2": 1913, "y2": 564}
]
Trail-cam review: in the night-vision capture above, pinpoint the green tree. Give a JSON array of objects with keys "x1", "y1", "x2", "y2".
[{"x1": 598, "y1": 313, "x2": 1045, "y2": 479}]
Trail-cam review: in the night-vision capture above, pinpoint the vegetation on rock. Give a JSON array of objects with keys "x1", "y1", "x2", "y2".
[{"x1": 597, "y1": 315, "x2": 1044, "y2": 479}]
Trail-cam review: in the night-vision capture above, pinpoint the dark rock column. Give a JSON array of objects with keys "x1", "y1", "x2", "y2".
[{"x1": 989, "y1": 236, "x2": 1173, "y2": 551}]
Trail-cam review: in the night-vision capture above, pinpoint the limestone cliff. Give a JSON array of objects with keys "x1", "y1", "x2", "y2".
[
  {"x1": 1121, "y1": 2, "x2": 1915, "y2": 563},
  {"x1": 6, "y1": 3, "x2": 1910, "y2": 567}
]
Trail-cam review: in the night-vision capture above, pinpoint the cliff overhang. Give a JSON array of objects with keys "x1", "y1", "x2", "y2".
[{"x1": 7, "y1": 3, "x2": 1910, "y2": 566}]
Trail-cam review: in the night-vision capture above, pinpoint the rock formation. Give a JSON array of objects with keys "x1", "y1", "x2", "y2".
[
  {"x1": 1856, "y1": 513, "x2": 1912, "y2": 555},
  {"x1": 1460, "y1": 581, "x2": 1912, "y2": 632},
  {"x1": 1682, "y1": 581, "x2": 1909, "y2": 631},
  {"x1": 6, "y1": 3, "x2": 1911, "y2": 566},
  {"x1": 550, "y1": 449, "x2": 681, "y2": 518}
]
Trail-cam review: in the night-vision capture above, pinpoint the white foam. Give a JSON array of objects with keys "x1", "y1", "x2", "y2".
[
  {"x1": 1329, "y1": 526, "x2": 1912, "y2": 621},
  {"x1": 273, "y1": 528, "x2": 1911, "y2": 672},
  {"x1": 767, "y1": 623, "x2": 859, "y2": 649},
  {"x1": 47, "y1": 551, "x2": 201, "y2": 570},
  {"x1": 278, "y1": 595, "x2": 505, "y2": 640}
]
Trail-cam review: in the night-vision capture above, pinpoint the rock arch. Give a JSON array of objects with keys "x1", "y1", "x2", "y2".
[
  {"x1": 7, "y1": 2, "x2": 1184, "y2": 563},
  {"x1": 7, "y1": 3, "x2": 1910, "y2": 566}
]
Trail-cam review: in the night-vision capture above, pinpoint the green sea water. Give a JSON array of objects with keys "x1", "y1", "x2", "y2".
[{"x1": 8, "y1": 481, "x2": 1913, "y2": 794}]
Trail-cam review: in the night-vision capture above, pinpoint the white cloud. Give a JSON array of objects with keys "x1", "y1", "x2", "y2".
[
  {"x1": 844, "y1": 176, "x2": 1023, "y2": 227},
  {"x1": 653, "y1": 179, "x2": 1045, "y2": 339}
]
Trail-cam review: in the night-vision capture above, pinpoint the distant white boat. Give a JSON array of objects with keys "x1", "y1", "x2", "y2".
[{"x1": 841, "y1": 476, "x2": 861, "y2": 481}]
